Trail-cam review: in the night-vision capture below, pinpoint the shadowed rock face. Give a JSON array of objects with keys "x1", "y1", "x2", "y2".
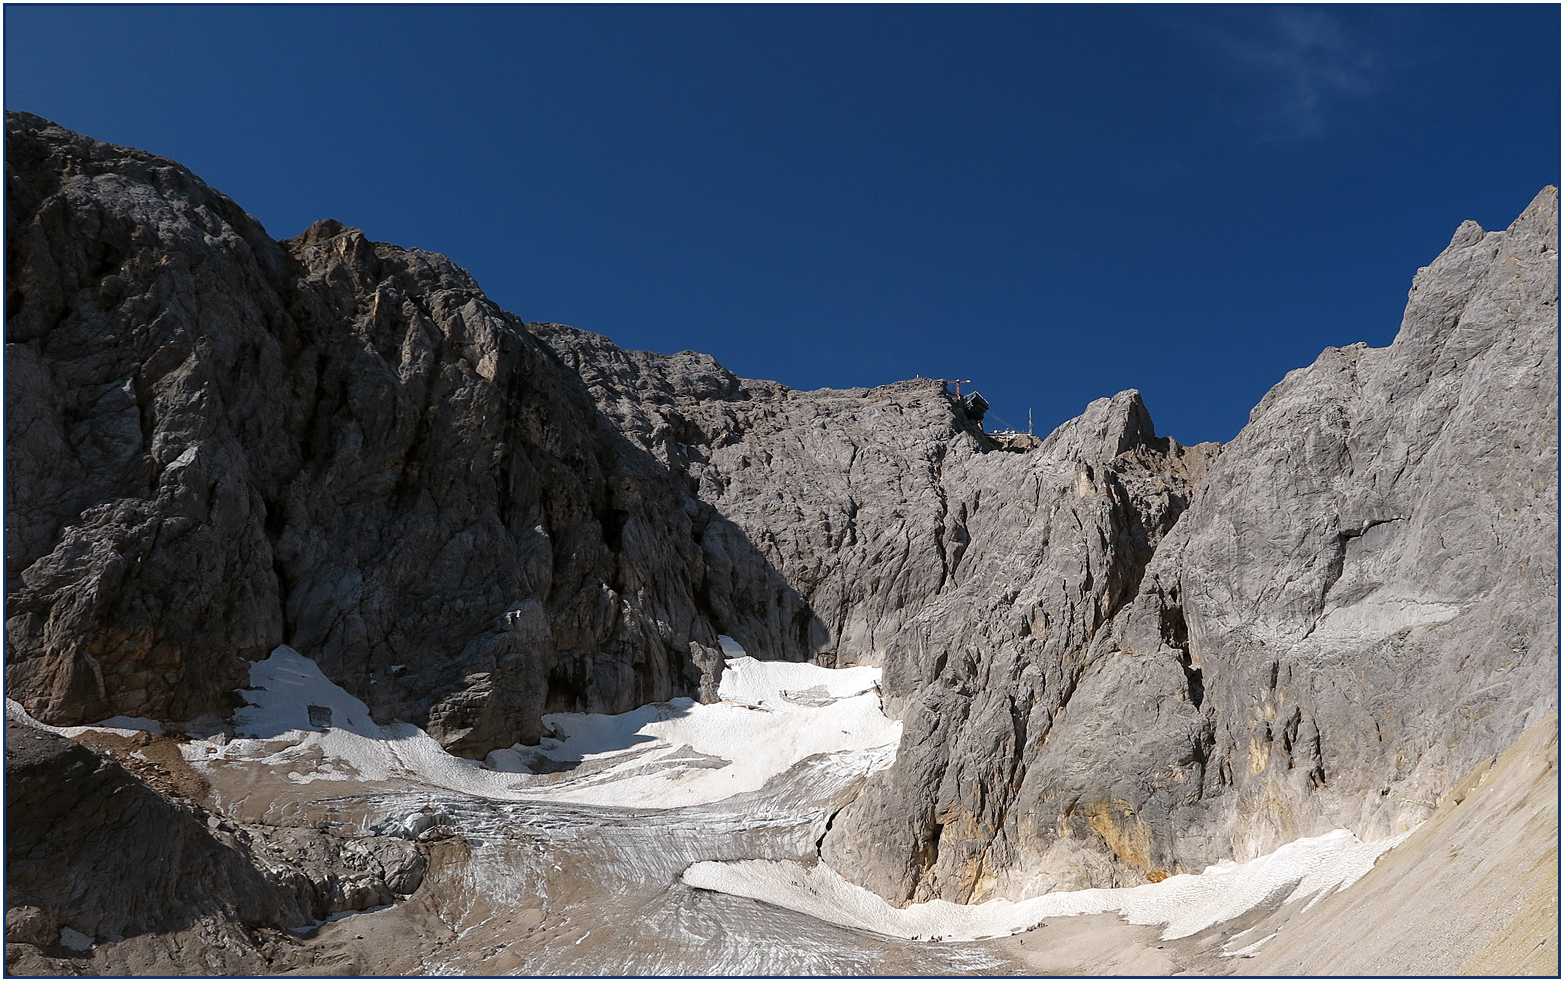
[
  {"x1": 4, "y1": 721, "x2": 291, "y2": 953},
  {"x1": 4, "y1": 111, "x2": 755, "y2": 756},
  {"x1": 3, "y1": 718, "x2": 428, "y2": 975}
]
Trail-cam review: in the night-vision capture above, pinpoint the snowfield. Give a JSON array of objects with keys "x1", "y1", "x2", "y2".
[
  {"x1": 177, "y1": 644, "x2": 901, "y2": 809},
  {"x1": 681, "y1": 827, "x2": 1411, "y2": 943}
]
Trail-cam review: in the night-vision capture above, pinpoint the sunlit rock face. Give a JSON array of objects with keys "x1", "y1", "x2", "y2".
[
  {"x1": 1103, "y1": 189, "x2": 1559, "y2": 875},
  {"x1": 4, "y1": 108, "x2": 1556, "y2": 975},
  {"x1": 901, "y1": 191, "x2": 1554, "y2": 902},
  {"x1": 534, "y1": 328, "x2": 1224, "y2": 903},
  {"x1": 540, "y1": 190, "x2": 1559, "y2": 905},
  {"x1": 1245, "y1": 713, "x2": 1559, "y2": 976}
]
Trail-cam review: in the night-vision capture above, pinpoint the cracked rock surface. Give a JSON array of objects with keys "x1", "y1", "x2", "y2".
[
  {"x1": 1119, "y1": 188, "x2": 1560, "y2": 874},
  {"x1": 536, "y1": 329, "x2": 1225, "y2": 902}
]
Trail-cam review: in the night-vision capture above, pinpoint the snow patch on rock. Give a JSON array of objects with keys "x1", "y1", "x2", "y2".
[
  {"x1": 682, "y1": 827, "x2": 1413, "y2": 942},
  {"x1": 5, "y1": 699, "x2": 163, "y2": 738},
  {"x1": 182, "y1": 646, "x2": 900, "y2": 810}
]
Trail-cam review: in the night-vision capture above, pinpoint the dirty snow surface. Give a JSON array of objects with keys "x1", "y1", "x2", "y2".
[
  {"x1": 5, "y1": 699, "x2": 165, "y2": 739},
  {"x1": 682, "y1": 827, "x2": 1412, "y2": 942},
  {"x1": 182, "y1": 645, "x2": 900, "y2": 809}
]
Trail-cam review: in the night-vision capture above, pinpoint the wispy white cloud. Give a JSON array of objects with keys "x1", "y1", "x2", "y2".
[{"x1": 1192, "y1": 8, "x2": 1382, "y2": 140}]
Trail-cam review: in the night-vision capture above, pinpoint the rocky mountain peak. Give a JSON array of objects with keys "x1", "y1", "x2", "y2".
[{"x1": 1037, "y1": 387, "x2": 1159, "y2": 463}]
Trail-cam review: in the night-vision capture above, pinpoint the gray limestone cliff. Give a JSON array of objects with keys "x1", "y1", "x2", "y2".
[
  {"x1": 539, "y1": 190, "x2": 1559, "y2": 904},
  {"x1": 5, "y1": 108, "x2": 1557, "y2": 949},
  {"x1": 4, "y1": 111, "x2": 760, "y2": 757},
  {"x1": 821, "y1": 189, "x2": 1556, "y2": 901},
  {"x1": 1244, "y1": 713, "x2": 1558, "y2": 975},
  {"x1": 1072, "y1": 191, "x2": 1559, "y2": 884},
  {"x1": 533, "y1": 327, "x2": 1226, "y2": 900}
]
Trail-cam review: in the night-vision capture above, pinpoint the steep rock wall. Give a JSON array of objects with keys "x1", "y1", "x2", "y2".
[
  {"x1": 541, "y1": 191, "x2": 1558, "y2": 905},
  {"x1": 824, "y1": 188, "x2": 1559, "y2": 901},
  {"x1": 539, "y1": 317, "x2": 1221, "y2": 902},
  {"x1": 1106, "y1": 187, "x2": 1559, "y2": 868},
  {"x1": 4, "y1": 112, "x2": 745, "y2": 756},
  {"x1": 1245, "y1": 714, "x2": 1558, "y2": 975}
]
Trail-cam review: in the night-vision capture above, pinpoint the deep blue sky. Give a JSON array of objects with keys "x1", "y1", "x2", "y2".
[{"x1": 6, "y1": 5, "x2": 1558, "y2": 444}]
